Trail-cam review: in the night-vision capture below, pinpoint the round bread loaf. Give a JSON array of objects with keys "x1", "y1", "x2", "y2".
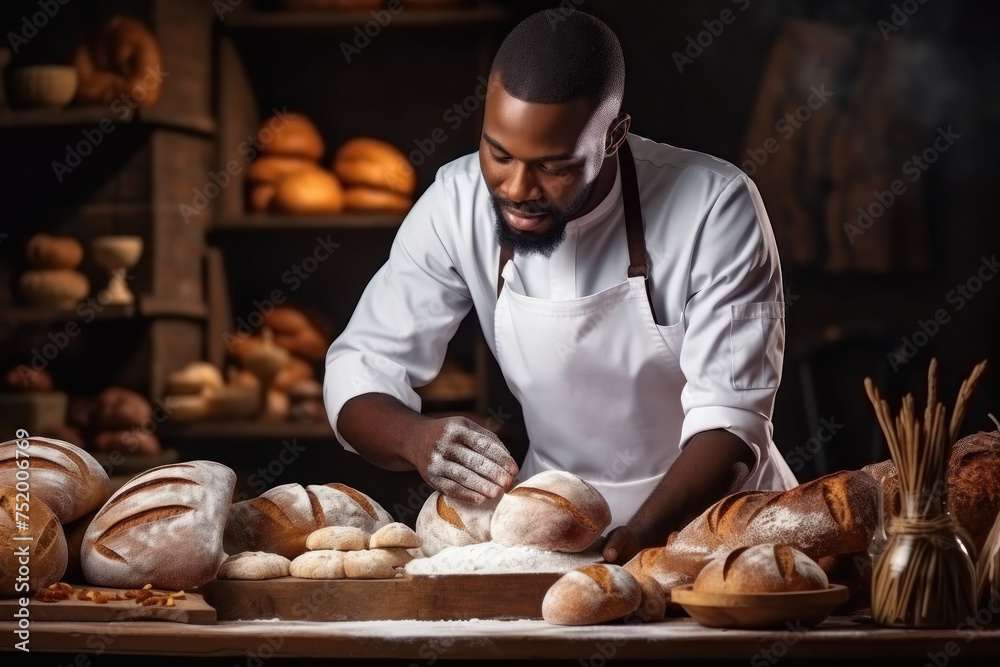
[
  {"x1": 92, "y1": 387, "x2": 153, "y2": 431},
  {"x1": 26, "y1": 234, "x2": 83, "y2": 270},
  {"x1": 694, "y1": 544, "x2": 829, "y2": 594},
  {"x1": 416, "y1": 490, "x2": 499, "y2": 556},
  {"x1": 19, "y1": 270, "x2": 89, "y2": 307},
  {"x1": 166, "y1": 362, "x2": 224, "y2": 397},
  {"x1": 248, "y1": 183, "x2": 276, "y2": 212},
  {"x1": 4, "y1": 366, "x2": 53, "y2": 392},
  {"x1": 633, "y1": 572, "x2": 667, "y2": 622},
  {"x1": 333, "y1": 137, "x2": 416, "y2": 196},
  {"x1": 273, "y1": 168, "x2": 345, "y2": 214},
  {"x1": 491, "y1": 471, "x2": 611, "y2": 553},
  {"x1": 81, "y1": 461, "x2": 236, "y2": 590},
  {"x1": 264, "y1": 307, "x2": 328, "y2": 363},
  {"x1": 0, "y1": 437, "x2": 112, "y2": 524},
  {"x1": 90, "y1": 429, "x2": 161, "y2": 456},
  {"x1": 369, "y1": 522, "x2": 421, "y2": 549},
  {"x1": 1, "y1": 485, "x2": 68, "y2": 596},
  {"x1": 62, "y1": 510, "x2": 96, "y2": 584},
  {"x1": 343, "y1": 549, "x2": 398, "y2": 579},
  {"x1": 246, "y1": 155, "x2": 314, "y2": 185},
  {"x1": 343, "y1": 186, "x2": 412, "y2": 212},
  {"x1": 290, "y1": 550, "x2": 345, "y2": 579},
  {"x1": 305, "y1": 526, "x2": 368, "y2": 551},
  {"x1": 307, "y1": 483, "x2": 394, "y2": 533},
  {"x1": 259, "y1": 113, "x2": 323, "y2": 160},
  {"x1": 218, "y1": 551, "x2": 291, "y2": 580},
  {"x1": 73, "y1": 15, "x2": 164, "y2": 108},
  {"x1": 542, "y1": 563, "x2": 641, "y2": 625}
]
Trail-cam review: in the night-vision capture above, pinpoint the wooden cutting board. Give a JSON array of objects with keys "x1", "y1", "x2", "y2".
[
  {"x1": 0, "y1": 587, "x2": 216, "y2": 624},
  {"x1": 203, "y1": 573, "x2": 562, "y2": 622}
]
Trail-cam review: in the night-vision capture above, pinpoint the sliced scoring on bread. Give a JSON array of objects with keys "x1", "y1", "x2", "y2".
[
  {"x1": 100, "y1": 477, "x2": 198, "y2": 515},
  {"x1": 774, "y1": 544, "x2": 797, "y2": 583},
  {"x1": 509, "y1": 486, "x2": 599, "y2": 533},
  {"x1": 436, "y1": 494, "x2": 470, "y2": 535},
  {"x1": 721, "y1": 546, "x2": 750, "y2": 582},
  {"x1": 97, "y1": 505, "x2": 193, "y2": 544},
  {"x1": 326, "y1": 483, "x2": 377, "y2": 520},
  {"x1": 249, "y1": 496, "x2": 297, "y2": 530}
]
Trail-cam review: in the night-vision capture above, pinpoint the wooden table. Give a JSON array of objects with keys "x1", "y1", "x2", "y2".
[{"x1": 4, "y1": 616, "x2": 1000, "y2": 662}]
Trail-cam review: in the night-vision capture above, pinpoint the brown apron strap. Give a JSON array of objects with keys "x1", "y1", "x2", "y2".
[
  {"x1": 618, "y1": 140, "x2": 659, "y2": 324},
  {"x1": 497, "y1": 242, "x2": 514, "y2": 298},
  {"x1": 496, "y1": 138, "x2": 657, "y2": 323}
]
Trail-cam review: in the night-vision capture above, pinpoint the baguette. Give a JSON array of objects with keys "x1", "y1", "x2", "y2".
[{"x1": 81, "y1": 461, "x2": 236, "y2": 589}]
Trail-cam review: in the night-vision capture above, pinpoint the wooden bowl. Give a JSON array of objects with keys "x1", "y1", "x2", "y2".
[
  {"x1": 670, "y1": 584, "x2": 849, "y2": 630},
  {"x1": 8, "y1": 65, "x2": 78, "y2": 109}
]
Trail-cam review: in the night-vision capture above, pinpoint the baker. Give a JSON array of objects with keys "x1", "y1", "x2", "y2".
[{"x1": 324, "y1": 10, "x2": 797, "y2": 564}]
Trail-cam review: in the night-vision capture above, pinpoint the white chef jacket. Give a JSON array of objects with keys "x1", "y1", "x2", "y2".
[{"x1": 324, "y1": 134, "x2": 790, "y2": 484}]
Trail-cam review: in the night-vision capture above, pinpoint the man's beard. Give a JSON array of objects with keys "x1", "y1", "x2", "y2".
[{"x1": 491, "y1": 180, "x2": 597, "y2": 257}]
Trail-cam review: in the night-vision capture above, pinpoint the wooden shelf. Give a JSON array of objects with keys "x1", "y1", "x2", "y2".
[
  {"x1": 213, "y1": 213, "x2": 406, "y2": 232},
  {"x1": 2, "y1": 297, "x2": 208, "y2": 325},
  {"x1": 222, "y1": 6, "x2": 508, "y2": 32},
  {"x1": 160, "y1": 420, "x2": 335, "y2": 441},
  {"x1": 0, "y1": 106, "x2": 216, "y2": 135}
]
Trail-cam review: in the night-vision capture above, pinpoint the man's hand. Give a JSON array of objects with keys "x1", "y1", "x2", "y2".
[
  {"x1": 414, "y1": 416, "x2": 519, "y2": 504},
  {"x1": 602, "y1": 525, "x2": 640, "y2": 565}
]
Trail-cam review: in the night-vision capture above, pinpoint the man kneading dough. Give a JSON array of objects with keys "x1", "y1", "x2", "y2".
[{"x1": 324, "y1": 10, "x2": 797, "y2": 564}]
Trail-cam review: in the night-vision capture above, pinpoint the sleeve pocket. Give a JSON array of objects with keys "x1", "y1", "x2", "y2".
[{"x1": 730, "y1": 301, "x2": 785, "y2": 390}]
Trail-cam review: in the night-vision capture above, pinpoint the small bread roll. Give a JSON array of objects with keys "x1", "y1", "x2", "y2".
[
  {"x1": 343, "y1": 549, "x2": 398, "y2": 579},
  {"x1": 4, "y1": 366, "x2": 54, "y2": 392},
  {"x1": 273, "y1": 168, "x2": 345, "y2": 215},
  {"x1": 246, "y1": 155, "x2": 315, "y2": 185},
  {"x1": 333, "y1": 137, "x2": 416, "y2": 196},
  {"x1": 694, "y1": 544, "x2": 829, "y2": 594},
  {"x1": 375, "y1": 547, "x2": 420, "y2": 568},
  {"x1": 633, "y1": 573, "x2": 667, "y2": 622},
  {"x1": 217, "y1": 551, "x2": 291, "y2": 580},
  {"x1": 306, "y1": 526, "x2": 368, "y2": 551},
  {"x1": 26, "y1": 234, "x2": 84, "y2": 270},
  {"x1": 290, "y1": 550, "x2": 345, "y2": 579},
  {"x1": 259, "y1": 113, "x2": 324, "y2": 160},
  {"x1": 369, "y1": 522, "x2": 421, "y2": 549},
  {"x1": 166, "y1": 362, "x2": 224, "y2": 396},
  {"x1": 343, "y1": 186, "x2": 412, "y2": 212},
  {"x1": 416, "y1": 491, "x2": 499, "y2": 556},
  {"x1": 542, "y1": 564, "x2": 641, "y2": 626},
  {"x1": 248, "y1": 183, "x2": 276, "y2": 212},
  {"x1": 19, "y1": 270, "x2": 89, "y2": 308},
  {"x1": 491, "y1": 471, "x2": 611, "y2": 553}
]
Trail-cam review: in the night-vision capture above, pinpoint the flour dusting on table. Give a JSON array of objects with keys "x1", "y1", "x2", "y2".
[{"x1": 405, "y1": 541, "x2": 603, "y2": 575}]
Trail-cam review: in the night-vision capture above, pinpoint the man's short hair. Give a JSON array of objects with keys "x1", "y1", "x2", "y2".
[{"x1": 489, "y1": 9, "x2": 625, "y2": 114}]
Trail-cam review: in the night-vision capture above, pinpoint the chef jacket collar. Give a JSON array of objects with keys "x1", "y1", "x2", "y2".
[{"x1": 564, "y1": 152, "x2": 623, "y2": 232}]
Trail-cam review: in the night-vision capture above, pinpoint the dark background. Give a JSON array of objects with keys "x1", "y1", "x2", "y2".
[{"x1": 1, "y1": 0, "x2": 998, "y2": 522}]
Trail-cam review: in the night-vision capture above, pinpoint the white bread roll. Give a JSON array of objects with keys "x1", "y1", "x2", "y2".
[
  {"x1": 369, "y1": 522, "x2": 421, "y2": 549},
  {"x1": 375, "y1": 547, "x2": 420, "y2": 568},
  {"x1": 224, "y1": 482, "x2": 392, "y2": 559},
  {"x1": 343, "y1": 549, "x2": 398, "y2": 579},
  {"x1": 81, "y1": 461, "x2": 236, "y2": 590},
  {"x1": 290, "y1": 549, "x2": 345, "y2": 579},
  {"x1": 1, "y1": 485, "x2": 67, "y2": 596},
  {"x1": 0, "y1": 436, "x2": 112, "y2": 524},
  {"x1": 491, "y1": 471, "x2": 611, "y2": 553},
  {"x1": 306, "y1": 526, "x2": 368, "y2": 551},
  {"x1": 542, "y1": 563, "x2": 641, "y2": 625},
  {"x1": 694, "y1": 544, "x2": 829, "y2": 594},
  {"x1": 416, "y1": 491, "x2": 498, "y2": 556},
  {"x1": 217, "y1": 551, "x2": 291, "y2": 580}
]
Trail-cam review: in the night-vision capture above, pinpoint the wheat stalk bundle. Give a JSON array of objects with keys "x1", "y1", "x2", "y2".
[{"x1": 865, "y1": 359, "x2": 986, "y2": 627}]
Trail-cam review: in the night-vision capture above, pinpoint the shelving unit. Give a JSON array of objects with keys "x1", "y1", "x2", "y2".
[{"x1": 212, "y1": 212, "x2": 405, "y2": 232}]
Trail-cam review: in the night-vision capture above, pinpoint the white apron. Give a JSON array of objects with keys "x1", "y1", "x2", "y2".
[{"x1": 492, "y1": 141, "x2": 796, "y2": 528}]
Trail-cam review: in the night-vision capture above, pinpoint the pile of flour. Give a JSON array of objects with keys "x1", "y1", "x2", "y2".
[{"x1": 405, "y1": 541, "x2": 603, "y2": 575}]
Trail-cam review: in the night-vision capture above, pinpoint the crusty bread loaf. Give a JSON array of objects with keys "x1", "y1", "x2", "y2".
[
  {"x1": 863, "y1": 428, "x2": 1000, "y2": 554},
  {"x1": 1, "y1": 485, "x2": 67, "y2": 596},
  {"x1": 542, "y1": 563, "x2": 641, "y2": 625},
  {"x1": 259, "y1": 113, "x2": 324, "y2": 160},
  {"x1": 26, "y1": 234, "x2": 83, "y2": 270},
  {"x1": 369, "y1": 522, "x2": 421, "y2": 549},
  {"x1": 343, "y1": 186, "x2": 412, "y2": 212},
  {"x1": 0, "y1": 436, "x2": 111, "y2": 524},
  {"x1": 290, "y1": 550, "x2": 345, "y2": 579},
  {"x1": 491, "y1": 471, "x2": 611, "y2": 553},
  {"x1": 694, "y1": 544, "x2": 829, "y2": 594},
  {"x1": 62, "y1": 509, "x2": 96, "y2": 584},
  {"x1": 333, "y1": 137, "x2": 416, "y2": 196},
  {"x1": 633, "y1": 572, "x2": 667, "y2": 622},
  {"x1": 246, "y1": 155, "x2": 314, "y2": 185},
  {"x1": 306, "y1": 526, "x2": 368, "y2": 551},
  {"x1": 626, "y1": 470, "x2": 878, "y2": 600},
  {"x1": 81, "y1": 461, "x2": 236, "y2": 590},
  {"x1": 272, "y1": 168, "x2": 344, "y2": 214},
  {"x1": 416, "y1": 490, "x2": 498, "y2": 556},
  {"x1": 224, "y1": 482, "x2": 392, "y2": 559},
  {"x1": 217, "y1": 551, "x2": 291, "y2": 580},
  {"x1": 343, "y1": 549, "x2": 398, "y2": 579}
]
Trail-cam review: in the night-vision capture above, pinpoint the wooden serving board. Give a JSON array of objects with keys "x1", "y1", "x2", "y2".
[
  {"x1": 0, "y1": 587, "x2": 216, "y2": 624},
  {"x1": 202, "y1": 573, "x2": 562, "y2": 622}
]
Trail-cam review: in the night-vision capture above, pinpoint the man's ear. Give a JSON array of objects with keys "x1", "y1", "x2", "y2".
[{"x1": 605, "y1": 112, "x2": 631, "y2": 155}]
